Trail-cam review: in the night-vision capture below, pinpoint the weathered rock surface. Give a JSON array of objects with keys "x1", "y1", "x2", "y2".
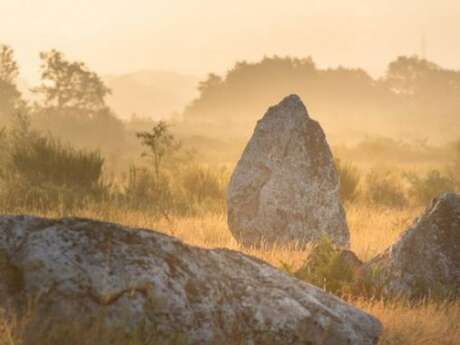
[
  {"x1": 227, "y1": 95, "x2": 349, "y2": 247},
  {"x1": 0, "y1": 215, "x2": 382, "y2": 345},
  {"x1": 365, "y1": 193, "x2": 460, "y2": 298}
]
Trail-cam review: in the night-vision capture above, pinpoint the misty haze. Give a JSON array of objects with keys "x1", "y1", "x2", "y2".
[{"x1": 0, "y1": 1, "x2": 459, "y2": 345}]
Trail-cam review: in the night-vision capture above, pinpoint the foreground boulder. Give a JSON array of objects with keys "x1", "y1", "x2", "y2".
[
  {"x1": 364, "y1": 193, "x2": 460, "y2": 298},
  {"x1": 227, "y1": 95, "x2": 349, "y2": 247},
  {"x1": 0, "y1": 215, "x2": 381, "y2": 345}
]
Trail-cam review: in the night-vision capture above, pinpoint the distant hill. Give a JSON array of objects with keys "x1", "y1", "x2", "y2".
[{"x1": 104, "y1": 70, "x2": 200, "y2": 120}]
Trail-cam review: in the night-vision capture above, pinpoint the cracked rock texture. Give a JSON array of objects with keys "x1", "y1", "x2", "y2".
[
  {"x1": 365, "y1": 193, "x2": 460, "y2": 298},
  {"x1": 0, "y1": 215, "x2": 381, "y2": 345},
  {"x1": 227, "y1": 95, "x2": 349, "y2": 247}
]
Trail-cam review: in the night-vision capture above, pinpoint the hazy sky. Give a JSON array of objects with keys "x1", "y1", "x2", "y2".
[{"x1": 2, "y1": 0, "x2": 460, "y2": 83}]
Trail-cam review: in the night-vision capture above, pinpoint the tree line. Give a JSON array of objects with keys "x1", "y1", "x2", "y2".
[{"x1": 183, "y1": 55, "x2": 460, "y2": 142}]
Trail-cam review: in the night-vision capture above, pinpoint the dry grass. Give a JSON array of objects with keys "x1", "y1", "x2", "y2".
[
  {"x1": 1, "y1": 204, "x2": 458, "y2": 345},
  {"x1": 346, "y1": 205, "x2": 421, "y2": 261},
  {"x1": 355, "y1": 299, "x2": 460, "y2": 345},
  {"x1": 34, "y1": 203, "x2": 421, "y2": 267}
]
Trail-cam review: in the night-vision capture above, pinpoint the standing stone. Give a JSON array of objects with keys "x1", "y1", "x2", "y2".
[
  {"x1": 0, "y1": 215, "x2": 382, "y2": 345},
  {"x1": 364, "y1": 192, "x2": 460, "y2": 298},
  {"x1": 227, "y1": 95, "x2": 349, "y2": 247}
]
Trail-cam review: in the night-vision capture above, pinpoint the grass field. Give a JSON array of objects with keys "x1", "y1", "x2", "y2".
[{"x1": 1, "y1": 204, "x2": 459, "y2": 345}]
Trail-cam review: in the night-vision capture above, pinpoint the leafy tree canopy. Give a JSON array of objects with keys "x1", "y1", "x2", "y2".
[{"x1": 34, "y1": 50, "x2": 111, "y2": 112}]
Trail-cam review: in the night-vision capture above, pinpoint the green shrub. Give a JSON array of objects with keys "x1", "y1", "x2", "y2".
[
  {"x1": 284, "y1": 238, "x2": 361, "y2": 295},
  {"x1": 335, "y1": 158, "x2": 361, "y2": 203},
  {"x1": 11, "y1": 136, "x2": 103, "y2": 191},
  {"x1": 282, "y1": 238, "x2": 389, "y2": 298},
  {"x1": 365, "y1": 168, "x2": 407, "y2": 208},
  {"x1": 405, "y1": 170, "x2": 455, "y2": 205},
  {"x1": 0, "y1": 114, "x2": 106, "y2": 211}
]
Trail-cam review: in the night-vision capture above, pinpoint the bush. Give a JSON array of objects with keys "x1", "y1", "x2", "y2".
[
  {"x1": 11, "y1": 137, "x2": 103, "y2": 191},
  {"x1": 121, "y1": 164, "x2": 228, "y2": 216},
  {"x1": 283, "y1": 238, "x2": 362, "y2": 296},
  {"x1": 335, "y1": 158, "x2": 361, "y2": 203},
  {"x1": 182, "y1": 165, "x2": 227, "y2": 202},
  {"x1": 282, "y1": 238, "x2": 389, "y2": 298},
  {"x1": 32, "y1": 108, "x2": 126, "y2": 159},
  {"x1": 365, "y1": 168, "x2": 407, "y2": 208},
  {"x1": 0, "y1": 115, "x2": 107, "y2": 211},
  {"x1": 405, "y1": 170, "x2": 455, "y2": 206},
  {"x1": 123, "y1": 166, "x2": 175, "y2": 215}
]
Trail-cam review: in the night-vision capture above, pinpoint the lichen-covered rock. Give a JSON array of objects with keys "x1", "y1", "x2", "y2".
[
  {"x1": 365, "y1": 193, "x2": 460, "y2": 298},
  {"x1": 0, "y1": 215, "x2": 381, "y2": 345},
  {"x1": 227, "y1": 95, "x2": 349, "y2": 247}
]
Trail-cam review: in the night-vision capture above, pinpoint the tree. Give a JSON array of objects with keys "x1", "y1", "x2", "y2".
[
  {"x1": 31, "y1": 50, "x2": 126, "y2": 157},
  {"x1": 197, "y1": 73, "x2": 222, "y2": 95},
  {"x1": 385, "y1": 56, "x2": 460, "y2": 97},
  {"x1": 0, "y1": 45, "x2": 22, "y2": 120},
  {"x1": 0, "y1": 45, "x2": 19, "y2": 83},
  {"x1": 34, "y1": 50, "x2": 111, "y2": 112},
  {"x1": 136, "y1": 121, "x2": 180, "y2": 179}
]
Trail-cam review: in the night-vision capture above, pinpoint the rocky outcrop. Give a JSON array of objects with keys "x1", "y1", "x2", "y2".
[
  {"x1": 296, "y1": 193, "x2": 460, "y2": 299},
  {"x1": 0, "y1": 215, "x2": 381, "y2": 345},
  {"x1": 364, "y1": 193, "x2": 460, "y2": 298},
  {"x1": 227, "y1": 95, "x2": 349, "y2": 247}
]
